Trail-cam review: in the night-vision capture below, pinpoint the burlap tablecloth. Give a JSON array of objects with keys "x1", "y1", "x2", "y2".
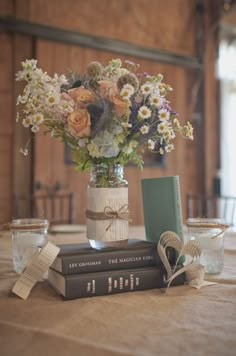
[{"x1": 0, "y1": 226, "x2": 236, "y2": 356}]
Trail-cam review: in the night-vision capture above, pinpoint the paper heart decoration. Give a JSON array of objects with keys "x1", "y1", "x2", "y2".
[{"x1": 157, "y1": 231, "x2": 216, "y2": 289}]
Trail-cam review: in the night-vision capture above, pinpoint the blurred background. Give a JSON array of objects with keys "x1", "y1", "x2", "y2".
[{"x1": 0, "y1": 0, "x2": 236, "y2": 225}]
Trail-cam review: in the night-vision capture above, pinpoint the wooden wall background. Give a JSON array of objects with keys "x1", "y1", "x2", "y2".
[{"x1": 0, "y1": 0, "x2": 224, "y2": 225}]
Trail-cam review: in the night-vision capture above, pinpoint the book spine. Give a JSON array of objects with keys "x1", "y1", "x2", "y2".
[
  {"x1": 49, "y1": 266, "x2": 185, "y2": 300},
  {"x1": 173, "y1": 176, "x2": 185, "y2": 263},
  {"x1": 60, "y1": 246, "x2": 175, "y2": 275},
  {"x1": 173, "y1": 176, "x2": 184, "y2": 243}
]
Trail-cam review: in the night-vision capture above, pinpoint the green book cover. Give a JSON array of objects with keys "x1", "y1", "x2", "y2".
[{"x1": 141, "y1": 176, "x2": 184, "y2": 245}]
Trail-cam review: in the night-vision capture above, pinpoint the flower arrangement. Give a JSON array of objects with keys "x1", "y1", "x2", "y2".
[{"x1": 16, "y1": 58, "x2": 193, "y2": 171}]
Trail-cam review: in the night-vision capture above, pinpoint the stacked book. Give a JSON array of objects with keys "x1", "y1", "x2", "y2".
[{"x1": 47, "y1": 239, "x2": 185, "y2": 300}]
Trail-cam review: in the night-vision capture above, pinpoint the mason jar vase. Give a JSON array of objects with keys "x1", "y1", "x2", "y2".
[{"x1": 86, "y1": 164, "x2": 129, "y2": 250}]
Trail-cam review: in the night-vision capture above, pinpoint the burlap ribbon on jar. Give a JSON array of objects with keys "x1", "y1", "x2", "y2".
[{"x1": 86, "y1": 204, "x2": 131, "y2": 231}]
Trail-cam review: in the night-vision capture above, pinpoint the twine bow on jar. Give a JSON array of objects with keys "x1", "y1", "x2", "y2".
[
  {"x1": 86, "y1": 204, "x2": 131, "y2": 231},
  {"x1": 186, "y1": 220, "x2": 230, "y2": 239}
]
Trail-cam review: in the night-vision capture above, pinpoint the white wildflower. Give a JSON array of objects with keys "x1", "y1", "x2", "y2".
[
  {"x1": 121, "y1": 122, "x2": 132, "y2": 128},
  {"x1": 163, "y1": 129, "x2": 175, "y2": 141},
  {"x1": 170, "y1": 130, "x2": 176, "y2": 139},
  {"x1": 22, "y1": 59, "x2": 37, "y2": 71},
  {"x1": 87, "y1": 141, "x2": 102, "y2": 158},
  {"x1": 165, "y1": 144, "x2": 174, "y2": 152},
  {"x1": 157, "y1": 83, "x2": 165, "y2": 93},
  {"x1": 157, "y1": 122, "x2": 168, "y2": 134},
  {"x1": 116, "y1": 68, "x2": 129, "y2": 78},
  {"x1": 173, "y1": 118, "x2": 181, "y2": 127},
  {"x1": 33, "y1": 113, "x2": 44, "y2": 125},
  {"x1": 22, "y1": 117, "x2": 32, "y2": 128},
  {"x1": 156, "y1": 73, "x2": 163, "y2": 82},
  {"x1": 149, "y1": 95, "x2": 163, "y2": 108},
  {"x1": 140, "y1": 125, "x2": 149, "y2": 134},
  {"x1": 158, "y1": 108, "x2": 170, "y2": 121},
  {"x1": 147, "y1": 139, "x2": 155, "y2": 150},
  {"x1": 141, "y1": 82, "x2": 153, "y2": 95},
  {"x1": 53, "y1": 73, "x2": 68, "y2": 86},
  {"x1": 184, "y1": 121, "x2": 194, "y2": 140},
  {"x1": 46, "y1": 92, "x2": 59, "y2": 106},
  {"x1": 138, "y1": 105, "x2": 151, "y2": 119},
  {"x1": 120, "y1": 84, "x2": 134, "y2": 99},
  {"x1": 122, "y1": 140, "x2": 138, "y2": 155}
]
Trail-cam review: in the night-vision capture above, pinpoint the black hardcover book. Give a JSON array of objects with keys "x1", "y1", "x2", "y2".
[
  {"x1": 51, "y1": 239, "x2": 175, "y2": 275},
  {"x1": 48, "y1": 266, "x2": 185, "y2": 300}
]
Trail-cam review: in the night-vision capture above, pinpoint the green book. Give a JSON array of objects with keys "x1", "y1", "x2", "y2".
[{"x1": 141, "y1": 176, "x2": 184, "y2": 245}]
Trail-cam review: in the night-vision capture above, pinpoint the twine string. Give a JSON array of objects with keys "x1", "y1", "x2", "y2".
[
  {"x1": 186, "y1": 222, "x2": 230, "y2": 239},
  {"x1": 86, "y1": 204, "x2": 131, "y2": 231}
]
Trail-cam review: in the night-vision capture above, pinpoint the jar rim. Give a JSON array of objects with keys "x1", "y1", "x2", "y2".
[
  {"x1": 186, "y1": 218, "x2": 229, "y2": 229},
  {"x1": 10, "y1": 218, "x2": 49, "y2": 230}
]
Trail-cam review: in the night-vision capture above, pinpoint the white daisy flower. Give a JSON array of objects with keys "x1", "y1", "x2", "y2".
[
  {"x1": 120, "y1": 84, "x2": 134, "y2": 99},
  {"x1": 120, "y1": 89, "x2": 131, "y2": 99},
  {"x1": 147, "y1": 139, "x2": 155, "y2": 150},
  {"x1": 157, "y1": 83, "x2": 165, "y2": 92},
  {"x1": 33, "y1": 113, "x2": 44, "y2": 125},
  {"x1": 123, "y1": 84, "x2": 135, "y2": 94},
  {"x1": 46, "y1": 92, "x2": 58, "y2": 106},
  {"x1": 138, "y1": 105, "x2": 151, "y2": 119},
  {"x1": 163, "y1": 130, "x2": 172, "y2": 140},
  {"x1": 141, "y1": 82, "x2": 153, "y2": 95},
  {"x1": 149, "y1": 95, "x2": 163, "y2": 108},
  {"x1": 157, "y1": 122, "x2": 168, "y2": 134},
  {"x1": 140, "y1": 125, "x2": 149, "y2": 134},
  {"x1": 22, "y1": 117, "x2": 32, "y2": 128},
  {"x1": 165, "y1": 144, "x2": 174, "y2": 152},
  {"x1": 158, "y1": 108, "x2": 170, "y2": 121}
]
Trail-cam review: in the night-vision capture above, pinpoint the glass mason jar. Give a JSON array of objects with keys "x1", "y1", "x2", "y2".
[
  {"x1": 9, "y1": 218, "x2": 49, "y2": 274},
  {"x1": 186, "y1": 218, "x2": 229, "y2": 274},
  {"x1": 86, "y1": 164, "x2": 129, "y2": 250}
]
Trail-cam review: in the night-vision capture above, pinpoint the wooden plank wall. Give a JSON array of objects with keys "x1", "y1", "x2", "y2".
[
  {"x1": 0, "y1": 1, "x2": 14, "y2": 223},
  {"x1": 0, "y1": 0, "x2": 221, "y2": 225},
  {"x1": 0, "y1": 0, "x2": 34, "y2": 224}
]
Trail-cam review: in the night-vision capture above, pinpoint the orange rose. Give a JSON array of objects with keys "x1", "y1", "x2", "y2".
[
  {"x1": 111, "y1": 95, "x2": 130, "y2": 117},
  {"x1": 68, "y1": 87, "x2": 94, "y2": 104},
  {"x1": 67, "y1": 109, "x2": 91, "y2": 137},
  {"x1": 98, "y1": 80, "x2": 118, "y2": 99}
]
